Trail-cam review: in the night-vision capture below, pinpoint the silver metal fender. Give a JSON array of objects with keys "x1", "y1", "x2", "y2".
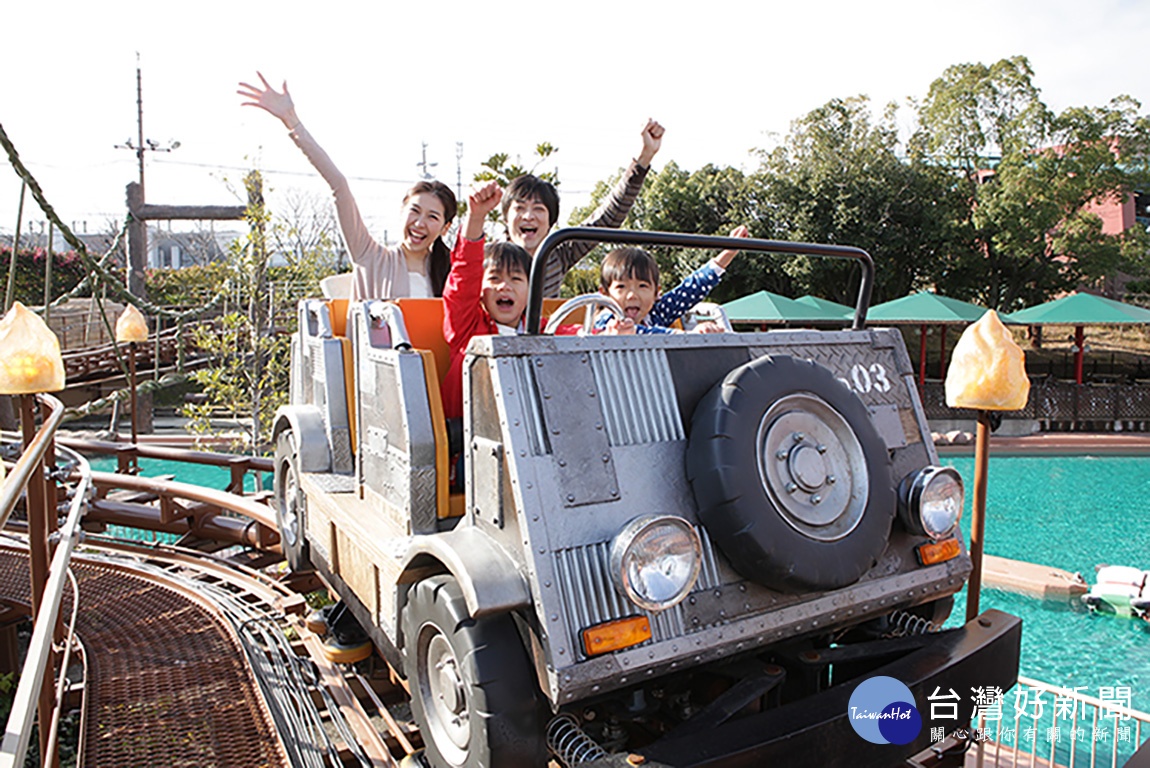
[
  {"x1": 401, "y1": 527, "x2": 531, "y2": 619},
  {"x1": 272, "y1": 406, "x2": 332, "y2": 473}
]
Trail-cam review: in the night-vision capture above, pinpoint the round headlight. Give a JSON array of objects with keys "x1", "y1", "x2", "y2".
[
  {"x1": 609, "y1": 515, "x2": 702, "y2": 612},
  {"x1": 899, "y1": 466, "x2": 964, "y2": 539}
]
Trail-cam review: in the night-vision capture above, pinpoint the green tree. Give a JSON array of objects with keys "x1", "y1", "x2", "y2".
[
  {"x1": 917, "y1": 56, "x2": 1150, "y2": 309},
  {"x1": 473, "y1": 143, "x2": 559, "y2": 223},
  {"x1": 755, "y1": 96, "x2": 967, "y2": 305},
  {"x1": 181, "y1": 171, "x2": 325, "y2": 454},
  {"x1": 568, "y1": 161, "x2": 764, "y2": 300},
  {"x1": 474, "y1": 142, "x2": 559, "y2": 187}
]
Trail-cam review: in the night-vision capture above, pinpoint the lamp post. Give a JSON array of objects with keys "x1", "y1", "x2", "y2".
[
  {"x1": 116, "y1": 305, "x2": 149, "y2": 471},
  {"x1": 944, "y1": 310, "x2": 1031, "y2": 622}
]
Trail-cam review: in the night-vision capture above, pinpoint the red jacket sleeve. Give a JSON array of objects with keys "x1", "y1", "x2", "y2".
[
  {"x1": 443, "y1": 235, "x2": 487, "y2": 352},
  {"x1": 441, "y1": 235, "x2": 489, "y2": 420}
]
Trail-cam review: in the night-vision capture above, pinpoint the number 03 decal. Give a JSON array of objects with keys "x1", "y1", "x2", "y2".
[{"x1": 838, "y1": 363, "x2": 892, "y2": 394}]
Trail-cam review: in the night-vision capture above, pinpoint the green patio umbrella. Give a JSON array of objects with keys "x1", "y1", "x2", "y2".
[
  {"x1": 722, "y1": 290, "x2": 830, "y2": 326},
  {"x1": 794, "y1": 295, "x2": 853, "y2": 321},
  {"x1": 1004, "y1": 292, "x2": 1150, "y2": 384},
  {"x1": 867, "y1": 292, "x2": 991, "y2": 387}
]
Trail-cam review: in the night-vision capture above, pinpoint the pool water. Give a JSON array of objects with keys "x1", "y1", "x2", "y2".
[
  {"x1": 942, "y1": 455, "x2": 1150, "y2": 715},
  {"x1": 88, "y1": 455, "x2": 269, "y2": 493}
]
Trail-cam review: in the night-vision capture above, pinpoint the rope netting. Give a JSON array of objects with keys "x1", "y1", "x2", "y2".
[{"x1": 0, "y1": 120, "x2": 235, "y2": 418}]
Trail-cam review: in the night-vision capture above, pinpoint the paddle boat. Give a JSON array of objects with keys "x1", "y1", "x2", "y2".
[{"x1": 1081, "y1": 565, "x2": 1150, "y2": 619}]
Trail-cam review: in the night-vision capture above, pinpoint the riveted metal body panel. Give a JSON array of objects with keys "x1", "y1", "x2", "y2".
[
  {"x1": 293, "y1": 299, "x2": 354, "y2": 474},
  {"x1": 530, "y1": 352, "x2": 619, "y2": 507},
  {"x1": 350, "y1": 303, "x2": 439, "y2": 535},
  {"x1": 458, "y1": 329, "x2": 966, "y2": 704}
]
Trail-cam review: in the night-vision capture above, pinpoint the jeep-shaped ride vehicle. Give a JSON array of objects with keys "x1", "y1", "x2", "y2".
[{"x1": 273, "y1": 229, "x2": 1020, "y2": 768}]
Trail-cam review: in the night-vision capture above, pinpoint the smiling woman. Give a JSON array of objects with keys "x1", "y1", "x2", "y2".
[{"x1": 237, "y1": 72, "x2": 457, "y2": 300}]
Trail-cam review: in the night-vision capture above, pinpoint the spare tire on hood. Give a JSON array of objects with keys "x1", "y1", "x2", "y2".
[{"x1": 687, "y1": 354, "x2": 894, "y2": 592}]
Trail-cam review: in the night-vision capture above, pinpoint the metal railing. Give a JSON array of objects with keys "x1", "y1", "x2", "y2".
[
  {"x1": 922, "y1": 379, "x2": 1150, "y2": 429},
  {"x1": 970, "y1": 675, "x2": 1150, "y2": 768},
  {"x1": 0, "y1": 394, "x2": 91, "y2": 768}
]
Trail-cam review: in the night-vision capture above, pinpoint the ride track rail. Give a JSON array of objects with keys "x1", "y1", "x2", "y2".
[
  {"x1": 0, "y1": 533, "x2": 416, "y2": 767},
  {"x1": 1, "y1": 426, "x2": 426, "y2": 766}
]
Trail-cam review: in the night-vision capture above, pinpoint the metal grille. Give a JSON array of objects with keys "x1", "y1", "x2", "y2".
[
  {"x1": 589, "y1": 349, "x2": 684, "y2": 445},
  {"x1": 552, "y1": 526, "x2": 723, "y2": 661},
  {"x1": 0, "y1": 550, "x2": 287, "y2": 768}
]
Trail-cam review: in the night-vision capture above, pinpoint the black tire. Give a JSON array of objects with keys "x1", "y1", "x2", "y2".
[
  {"x1": 274, "y1": 430, "x2": 311, "y2": 571},
  {"x1": 404, "y1": 576, "x2": 546, "y2": 768},
  {"x1": 687, "y1": 355, "x2": 894, "y2": 592}
]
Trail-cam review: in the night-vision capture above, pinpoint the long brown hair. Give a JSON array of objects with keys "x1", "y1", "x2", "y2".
[{"x1": 404, "y1": 180, "x2": 457, "y2": 296}]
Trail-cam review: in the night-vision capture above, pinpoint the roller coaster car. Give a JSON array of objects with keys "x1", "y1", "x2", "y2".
[{"x1": 273, "y1": 229, "x2": 1021, "y2": 768}]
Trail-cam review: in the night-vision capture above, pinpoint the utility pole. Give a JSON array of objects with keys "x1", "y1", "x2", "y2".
[
  {"x1": 455, "y1": 142, "x2": 464, "y2": 201},
  {"x1": 115, "y1": 54, "x2": 180, "y2": 298},
  {"x1": 417, "y1": 142, "x2": 438, "y2": 180}
]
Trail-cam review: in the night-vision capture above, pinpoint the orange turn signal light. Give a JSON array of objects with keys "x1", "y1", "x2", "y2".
[
  {"x1": 582, "y1": 616, "x2": 652, "y2": 657},
  {"x1": 916, "y1": 537, "x2": 962, "y2": 566}
]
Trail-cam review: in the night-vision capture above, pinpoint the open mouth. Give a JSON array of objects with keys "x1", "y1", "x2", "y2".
[
  {"x1": 496, "y1": 298, "x2": 515, "y2": 308},
  {"x1": 624, "y1": 306, "x2": 641, "y2": 319}
]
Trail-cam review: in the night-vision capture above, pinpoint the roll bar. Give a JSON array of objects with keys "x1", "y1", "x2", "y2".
[{"x1": 525, "y1": 228, "x2": 874, "y2": 334}]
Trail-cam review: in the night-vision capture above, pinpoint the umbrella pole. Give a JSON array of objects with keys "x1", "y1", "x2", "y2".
[
  {"x1": 918, "y1": 324, "x2": 927, "y2": 392},
  {"x1": 966, "y1": 410, "x2": 991, "y2": 622},
  {"x1": 1075, "y1": 325, "x2": 1084, "y2": 385},
  {"x1": 939, "y1": 325, "x2": 948, "y2": 380}
]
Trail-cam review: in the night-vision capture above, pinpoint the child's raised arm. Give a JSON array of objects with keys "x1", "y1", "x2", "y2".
[
  {"x1": 463, "y1": 182, "x2": 503, "y2": 242},
  {"x1": 714, "y1": 225, "x2": 750, "y2": 269}
]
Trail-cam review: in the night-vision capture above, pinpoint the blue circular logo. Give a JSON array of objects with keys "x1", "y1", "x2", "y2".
[{"x1": 848, "y1": 676, "x2": 922, "y2": 745}]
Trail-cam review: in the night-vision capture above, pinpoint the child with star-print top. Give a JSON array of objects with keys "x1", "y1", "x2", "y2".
[{"x1": 595, "y1": 226, "x2": 748, "y2": 334}]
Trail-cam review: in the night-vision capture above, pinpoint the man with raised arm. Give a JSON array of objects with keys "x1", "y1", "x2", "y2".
[{"x1": 501, "y1": 119, "x2": 664, "y2": 297}]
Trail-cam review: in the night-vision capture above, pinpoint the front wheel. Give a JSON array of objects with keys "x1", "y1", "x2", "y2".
[
  {"x1": 274, "y1": 430, "x2": 311, "y2": 571},
  {"x1": 404, "y1": 576, "x2": 546, "y2": 768}
]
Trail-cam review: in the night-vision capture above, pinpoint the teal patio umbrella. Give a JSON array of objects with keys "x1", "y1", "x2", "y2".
[
  {"x1": 1005, "y1": 292, "x2": 1150, "y2": 384},
  {"x1": 794, "y1": 295, "x2": 853, "y2": 322},
  {"x1": 867, "y1": 292, "x2": 991, "y2": 388},
  {"x1": 722, "y1": 291, "x2": 831, "y2": 327}
]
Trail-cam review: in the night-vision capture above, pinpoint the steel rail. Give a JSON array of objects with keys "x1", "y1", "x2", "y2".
[
  {"x1": 55, "y1": 436, "x2": 274, "y2": 474},
  {"x1": 0, "y1": 394, "x2": 66, "y2": 531},
  {"x1": 0, "y1": 433, "x2": 91, "y2": 768},
  {"x1": 42, "y1": 568, "x2": 80, "y2": 768},
  {"x1": 525, "y1": 227, "x2": 876, "y2": 334},
  {"x1": 85, "y1": 470, "x2": 280, "y2": 548}
]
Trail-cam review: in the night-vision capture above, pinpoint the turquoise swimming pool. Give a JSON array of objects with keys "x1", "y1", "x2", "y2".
[{"x1": 942, "y1": 455, "x2": 1150, "y2": 715}]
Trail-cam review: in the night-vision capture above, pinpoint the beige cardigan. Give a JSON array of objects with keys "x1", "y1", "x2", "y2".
[{"x1": 289, "y1": 123, "x2": 421, "y2": 300}]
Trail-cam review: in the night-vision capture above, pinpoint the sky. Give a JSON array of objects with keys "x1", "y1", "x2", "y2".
[{"x1": 2, "y1": 0, "x2": 1149, "y2": 246}]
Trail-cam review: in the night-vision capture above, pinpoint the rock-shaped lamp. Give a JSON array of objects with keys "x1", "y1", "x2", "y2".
[
  {"x1": 945, "y1": 310, "x2": 1029, "y2": 411},
  {"x1": 0, "y1": 302, "x2": 65, "y2": 394},
  {"x1": 116, "y1": 304, "x2": 148, "y2": 343}
]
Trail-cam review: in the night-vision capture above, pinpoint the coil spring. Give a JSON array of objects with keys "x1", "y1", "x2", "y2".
[
  {"x1": 888, "y1": 609, "x2": 937, "y2": 637},
  {"x1": 547, "y1": 713, "x2": 608, "y2": 767}
]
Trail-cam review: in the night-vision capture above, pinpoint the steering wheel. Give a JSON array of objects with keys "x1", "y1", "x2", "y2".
[{"x1": 543, "y1": 294, "x2": 627, "y2": 335}]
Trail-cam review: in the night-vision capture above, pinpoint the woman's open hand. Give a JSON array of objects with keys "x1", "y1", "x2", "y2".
[{"x1": 238, "y1": 72, "x2": 298, "y2": 128}]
